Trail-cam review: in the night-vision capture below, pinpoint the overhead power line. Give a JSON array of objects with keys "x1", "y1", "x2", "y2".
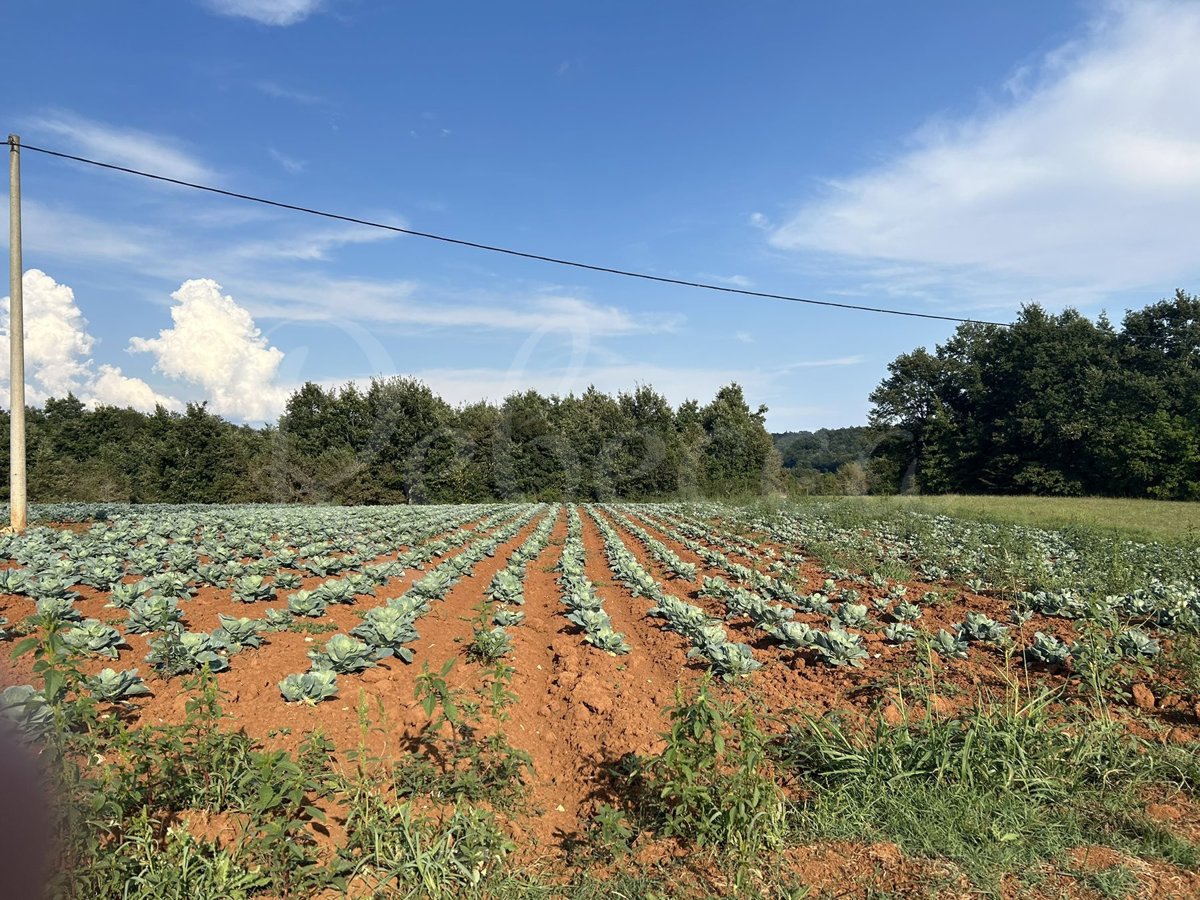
[{"x1": 18, "y1": 141, "x2": 1011, "y2": 327}]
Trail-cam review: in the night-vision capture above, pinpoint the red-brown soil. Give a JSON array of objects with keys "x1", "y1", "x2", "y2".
[{"x1": 1, "y1": 505, "x2": 1197, "y2": 898}]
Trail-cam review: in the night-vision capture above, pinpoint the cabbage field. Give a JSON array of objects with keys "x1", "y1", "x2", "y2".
[{"x1": 2, "y1": 501, "x2": 1199, "y2": 898}]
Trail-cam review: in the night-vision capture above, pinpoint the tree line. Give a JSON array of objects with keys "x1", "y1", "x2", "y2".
[
  {"x1": 4, "y1": 289, "x2": 1194, "y2": 505},
  {"x1": 868, "y1": 290, "x2": 1200, "y2": 499},
  {"x1": 0, "y1": 382, "x2": 782, "y2": 504}
]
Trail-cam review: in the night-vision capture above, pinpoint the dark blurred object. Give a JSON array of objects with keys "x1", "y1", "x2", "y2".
[{"x1": 0, "y1": 722, "x2": 52, "y2": 900}]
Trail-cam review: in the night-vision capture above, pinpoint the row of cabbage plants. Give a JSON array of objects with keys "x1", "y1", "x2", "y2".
[
  {"x1": 476, "y1": 504, "x2": 560, "y2": 657},
  {"x1": 651, "y1": 503, "x2": 1183, "y2": 671},
  {"x1": 556, "y1": 506, "x2": 629, "y2": 654},
  {"x1": 585, "y1": 506, "x2": 759, "y2": 680},
  {"x1": 279, "y1": 506, "x2": 545, "y2": 703}
]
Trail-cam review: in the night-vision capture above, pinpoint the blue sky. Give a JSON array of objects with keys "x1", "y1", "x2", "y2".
[{"x1": 2, "y1": 0, "x2": 1198, "y2": 429}]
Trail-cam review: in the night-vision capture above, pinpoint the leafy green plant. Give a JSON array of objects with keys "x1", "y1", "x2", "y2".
[
  {"x1": 584, "y1": 626, "x2": 631, "y2": 655},
  {"x1": 211, "y1": 615, "x2": 264, "y2": 652},
  {"x1": 126, "y1": 595, "x2": 184, "y2": 634},
  {"x1": 273, "y1": 570, "x2": 303, "y2": 590},
  {"x1": 1024, "y1": 631, "x2": 1071, "y2": 666},
  {"x1": 86, "y1": 667, "x2": 152, "y2": 702},
  {"x1": 930, "y1": 628, "x2": 970, "y2": 660},
  {"x1": 146, "y1": 629, "x2": 230, "y2": 675},
  {"x1": 308, "y1": 633, "x2": 383, "y2": 673},
  {"x1": 492, "y1": 607, "x2": 524, "y2": 627},
  {"x1": 232, "y1": 574, "x2": 275, "y2": 603},
  {"x1": 687, "y1": 640, "x2": 761, "y2": 680},
  {"x1": 63, "y1": 619, "x2": 125, "y2": 658},
  {"x1": 0, "y1": 684, "x2": 54, "y2": 740},
  {"x1": 466, "y1": 626, "x2": 513, "y2": 662},
  {"x1": 35, "y1": 596, "x2": 83, "y2": 624},
  {"x1": 1116, "y1": 628, "x2": 1161, "y2": 660},
  {"x1": 773, "y1": 620, "x2": 818, "y2": 650},
  {"x1": 488, "y1": 569, "x2": 525, "y2": 605},
  {"x1": 350, "y1": 607, "x2": 420, "y2": 663},
  {"x1": 835, "y1": 602, "x2": 870, "y2": 628},
  {"x1": 582, "y1": 803, "x2": 634, "y2": 861},
  {"x1": 884, "y1": 622, "x2": 918, "y2": 643},
  {"x1": 813, "y1": 626, "x2": 869, "y2": 667},
  {"x1": 959, "y1": 611, "x2": 1007, "y2": 643},
  {"x1": 287, "y1": 589, "x2": 328, "y2": 618},
  {"x1": 638, "y1": 678, "x2": 785, "y2": 854},
  {"x1": 279, "y1": 670, "x2": 339, "y2": 705}
]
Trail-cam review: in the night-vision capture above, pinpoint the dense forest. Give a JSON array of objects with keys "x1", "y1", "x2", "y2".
[
  {"x1": 869, "y1": 290, "x2": 1200, "y2": 500},
  {"x1": 0, "y1": 382, "x2": 781, "y2": 504}
]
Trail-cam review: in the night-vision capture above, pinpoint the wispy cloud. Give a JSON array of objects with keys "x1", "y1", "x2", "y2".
[
  {"x1": 703, "y1": 273, "x2": 754, "y2": 288},
  {"x1": 203, "y1": 0, "x2": 324, "y2": 26},
  {"x1": 6, "y1": 195, "x2": 682, "y2": 340},
  {"x1": 236, "y1": 276, "x2": 682, "y2": 335},
  {"x1": 24, "y1": 111, "x2": 215, "y2": 182},
  {"x1": 232, "y1": 221, "x2": 400, "y2": 261},
  {"x1": 22, "y1": 201, "x2": 158, "y2": 265},
  {"x1": 769, "y1": 1, "x2": 1200, "y2": 309},
  {"x1": 267, "y1": 147, "x2": 307, "y2": 174},
  {"x1": 389, "y1": 363, "x2": 772, "y2": 410},
  {"x1": 254, "y1": 80, "x2": 325, "y2": 104},
  {"x1": 776, "y1": 355, "x2": 864, "y2": 372}
]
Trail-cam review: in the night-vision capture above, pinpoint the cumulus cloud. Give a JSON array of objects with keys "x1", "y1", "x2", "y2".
[
  {"x1": 204, "y1": 0, "x2": 324, "y2": 25},
  {"x1": 25, "y1": 112, "x2": 214, "y2": 182},
  {"x1": 0, "y1": 270, "x2": 179, "y2": 411},
  {"x1": 84, "y1": 365, "x2": 180, "y2": 412},
  {"x1": 3, "y1": 269, "x2": 94, "y2": 399},
  {"x1": 769, "y1": 1, "x2": 1200, "y2": 307},
  {"x1": 129, "y1": 279, "x2": 289, "y2": 421}
]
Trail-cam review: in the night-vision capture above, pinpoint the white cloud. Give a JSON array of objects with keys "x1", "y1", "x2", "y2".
[
  {"x1": 0, "y1": 270, "x2": 179, "y2": 411},
  {"x1": 129, "y1": 279, "x2": 288, "y2": 421},
  {"x1": 396, "y1": 363, "x2": 774, "y2": 410},
  {"x1": 777, "y1": 355, "x2": 864, "y2": 371},
  {"x1": 770, "y1": 1, "x2": 1200, "y2": 307},
  {"x1": 21, "y1": 201, "x2": 156, "y2": 265},
  {"x1": 735, "y1": 331, "x2": 753, "y2": 343},
  {"x1": 2, "y1": 269, "x2": 94, "y2": 400},
  {"x1": 703, "y1": 273, "x2": 754, "y2": 288},
  {"x1": 25, "y1": 112, "x2": 214, "y2": 182},
  {"x1": 255, "y1": 81, "x2": 324, "y2": 104},
  {"x1": 235, "y1": 275, "x2": 680, "y2": 335},
  {"x1": 85, "y1": 364, "x2": 180, "y2": 412},
  {"x1": 233, "y1": 222, "x2": 400, "y2": 262},
  {"x1": 205, "y1": 0, "x2": 323, "y2": 25},
  {"x1": 267, "y1": 147, "x2": 307, "y2": 174}
]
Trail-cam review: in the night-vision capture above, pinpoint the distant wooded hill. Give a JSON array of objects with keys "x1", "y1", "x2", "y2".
[{"x1": 771, "y1": 426, "x2": 905, "y2": 495}]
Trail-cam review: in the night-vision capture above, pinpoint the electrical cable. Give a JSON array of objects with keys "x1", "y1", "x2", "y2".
[{"x1": 14, "y1": 140, "x2": 1012, "y2": 327}]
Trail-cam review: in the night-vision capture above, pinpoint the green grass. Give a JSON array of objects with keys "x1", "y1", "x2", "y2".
[
  {"x1": 777, "y1": 690, "x2": 1200, "y2": 896},
  {"x1": 839, "y1": 494, "x2": 1200, "y2": 544}
]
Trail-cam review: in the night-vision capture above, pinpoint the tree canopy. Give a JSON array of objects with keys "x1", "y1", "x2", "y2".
[
  {"x1": 1, "y1": 380, "x2": 783, "y2": 504},
  {"x1": 868, "y1": 290, "x2": 1200, "y2": 500}
]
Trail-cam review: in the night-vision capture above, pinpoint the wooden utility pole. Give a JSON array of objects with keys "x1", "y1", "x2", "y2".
[{"x1": 8, "y1": 135, "x2": 26, "y2": 532}]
